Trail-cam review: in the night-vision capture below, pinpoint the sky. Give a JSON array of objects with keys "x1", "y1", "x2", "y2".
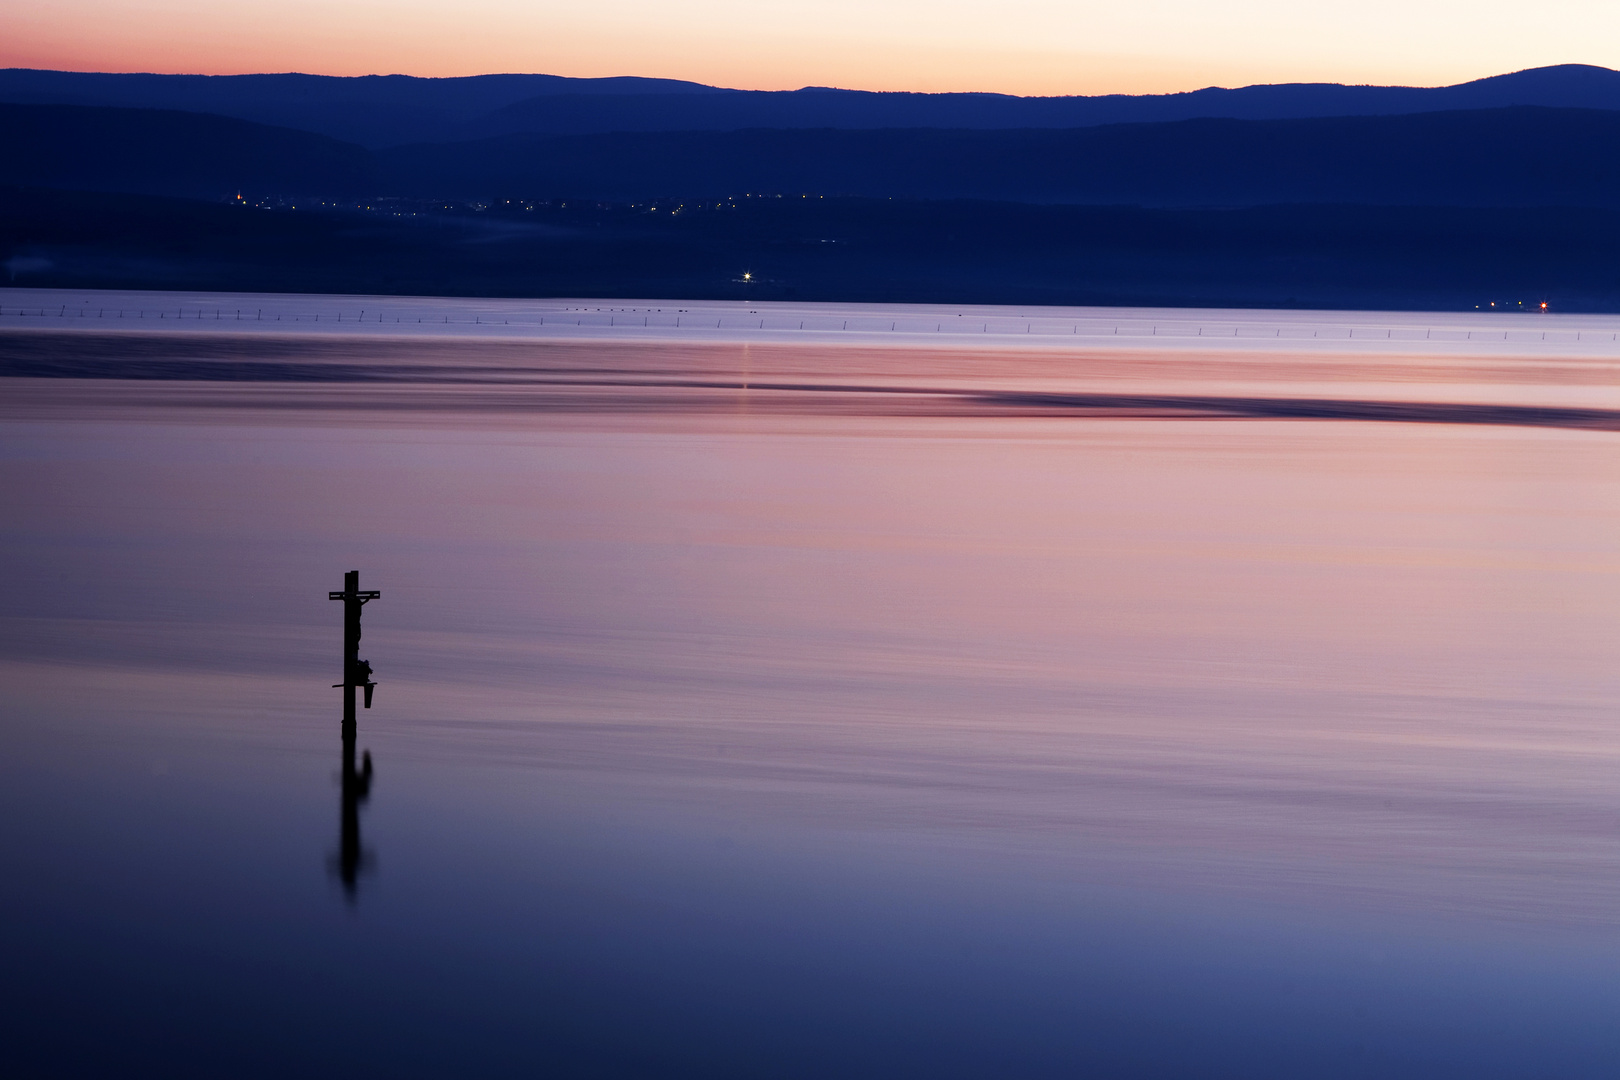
[{"x1": 2, "y1": 0, "x2": 1617, "y2": 96}]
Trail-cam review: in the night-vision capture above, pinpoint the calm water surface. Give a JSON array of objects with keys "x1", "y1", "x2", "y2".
[{"x1": 4, "y1": 298, "x2": 1620, "y2": 1077}]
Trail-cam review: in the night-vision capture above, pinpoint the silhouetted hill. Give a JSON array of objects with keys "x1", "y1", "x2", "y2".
[
  {"x1": 375, "y1": 107, "x2": 1620, "y2": 208},
  {"x1": 467, "y1": 65, "x2": 1620, "y2": 140},
  {"x1": 3, "y1": 65, "x2": 1617, "y2": 147},
  {"x1": 0, "y1": 104, "x2": 376, "y2": 199},
  {"x1": 0, "y1": 70, "x2": 724, "y2": 147}
]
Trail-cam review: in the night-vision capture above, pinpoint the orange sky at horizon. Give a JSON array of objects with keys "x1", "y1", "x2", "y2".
[{"x1": 3, "y1": 0, "x2": 1617, "y2": 97}]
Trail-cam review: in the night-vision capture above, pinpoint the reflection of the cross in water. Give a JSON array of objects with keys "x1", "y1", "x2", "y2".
[{"x1": 335, "y1": 730, "x2": 375, "y2": 898}]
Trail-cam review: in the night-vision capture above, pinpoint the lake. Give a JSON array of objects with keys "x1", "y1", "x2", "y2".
[{"x1": 4, "y1": 289, "x2": 1620, "y2": 1077}]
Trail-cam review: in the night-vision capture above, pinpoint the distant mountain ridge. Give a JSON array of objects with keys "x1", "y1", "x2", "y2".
[
  {"x1": 1, "y1": 64, "x2": 1617, "y2": 147},
  {"x1": 0, "y1": 70, "x2": 728, "y2": 148},
  {"x1": 465, "y1": 65, "x2": 1620, "y2": 142}
]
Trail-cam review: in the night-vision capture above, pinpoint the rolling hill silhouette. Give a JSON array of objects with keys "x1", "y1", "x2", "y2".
[
  {"x1": 464, "y1": 65, "x2": 1620, "y2": 142},
  {"x1": 1, "y1": 64, "x2": 1616, "y2": 147}
]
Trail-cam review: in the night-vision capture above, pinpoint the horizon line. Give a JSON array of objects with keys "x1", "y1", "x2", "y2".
[{"x1": 5, "y1": 61, "x2": 1612, "y2": 100}]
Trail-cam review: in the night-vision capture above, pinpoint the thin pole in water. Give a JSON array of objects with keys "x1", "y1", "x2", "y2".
[{"x1": 329, "y1": 569, "x2": 380, "y2": 745}]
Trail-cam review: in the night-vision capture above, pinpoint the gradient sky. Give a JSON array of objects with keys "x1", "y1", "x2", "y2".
[{"x1": 3, "y1": 0, "x2": 1616, "y2": 96}]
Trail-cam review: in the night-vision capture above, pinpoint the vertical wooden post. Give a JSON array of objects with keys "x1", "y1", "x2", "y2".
[
  {"x1": 343, "y1": 570, "x2": 360, "y2": 737},
  {"x1": 330, "y1": 570, "x2": 380, "y2": 744}
]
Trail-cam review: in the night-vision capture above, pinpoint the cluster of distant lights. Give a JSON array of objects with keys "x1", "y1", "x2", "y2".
[
  {"x1": 231, "y1": 192, "x2": 840, "y2": 219},
  {"x1": 233, "y1": 193, "x2": 496, "y2": 215},
  {"x1": 229, "y1": 194, "x2": 1553, "y2": 309}
]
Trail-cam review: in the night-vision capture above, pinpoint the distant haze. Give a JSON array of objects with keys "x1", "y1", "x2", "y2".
[{"x1": 1, "y1": 0, "x2": 1617, "y2": 96}]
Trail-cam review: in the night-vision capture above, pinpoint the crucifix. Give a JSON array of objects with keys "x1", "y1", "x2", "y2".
[
  {"x1": 329, "y1": 569, "x2": 380, "y2": 896},
  {"x1": 330, "y1": 569, "x2": 380, "y2": 739}
]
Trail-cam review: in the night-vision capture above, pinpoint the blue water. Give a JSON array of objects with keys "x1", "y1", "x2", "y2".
[{"x1": 4, "y1": 299, "x2": 1620, "y2": 1077}]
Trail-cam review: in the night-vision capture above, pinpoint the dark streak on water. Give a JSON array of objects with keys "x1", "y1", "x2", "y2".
[{"x1": 6, "y1": 328, "x2": 1620, "y2": 430}]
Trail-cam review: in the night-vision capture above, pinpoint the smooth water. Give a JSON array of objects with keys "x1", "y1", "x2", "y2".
[{"x1": 4, "y1": 292, "x2": 1620, "y2": 1077}]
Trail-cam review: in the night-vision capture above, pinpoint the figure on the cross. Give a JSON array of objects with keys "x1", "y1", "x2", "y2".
[{"x1": 331, "y1": 570, "x2": 381, "y2": 720}]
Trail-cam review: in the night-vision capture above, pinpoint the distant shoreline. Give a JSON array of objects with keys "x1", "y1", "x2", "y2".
[{"x1": 3, "y1": 288, "x2": 1617, "y2": 357}]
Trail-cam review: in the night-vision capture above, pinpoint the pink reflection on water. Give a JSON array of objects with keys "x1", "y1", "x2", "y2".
[{"x1": 3, "y1": 334, "x2": 1620, "y2": 928}]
